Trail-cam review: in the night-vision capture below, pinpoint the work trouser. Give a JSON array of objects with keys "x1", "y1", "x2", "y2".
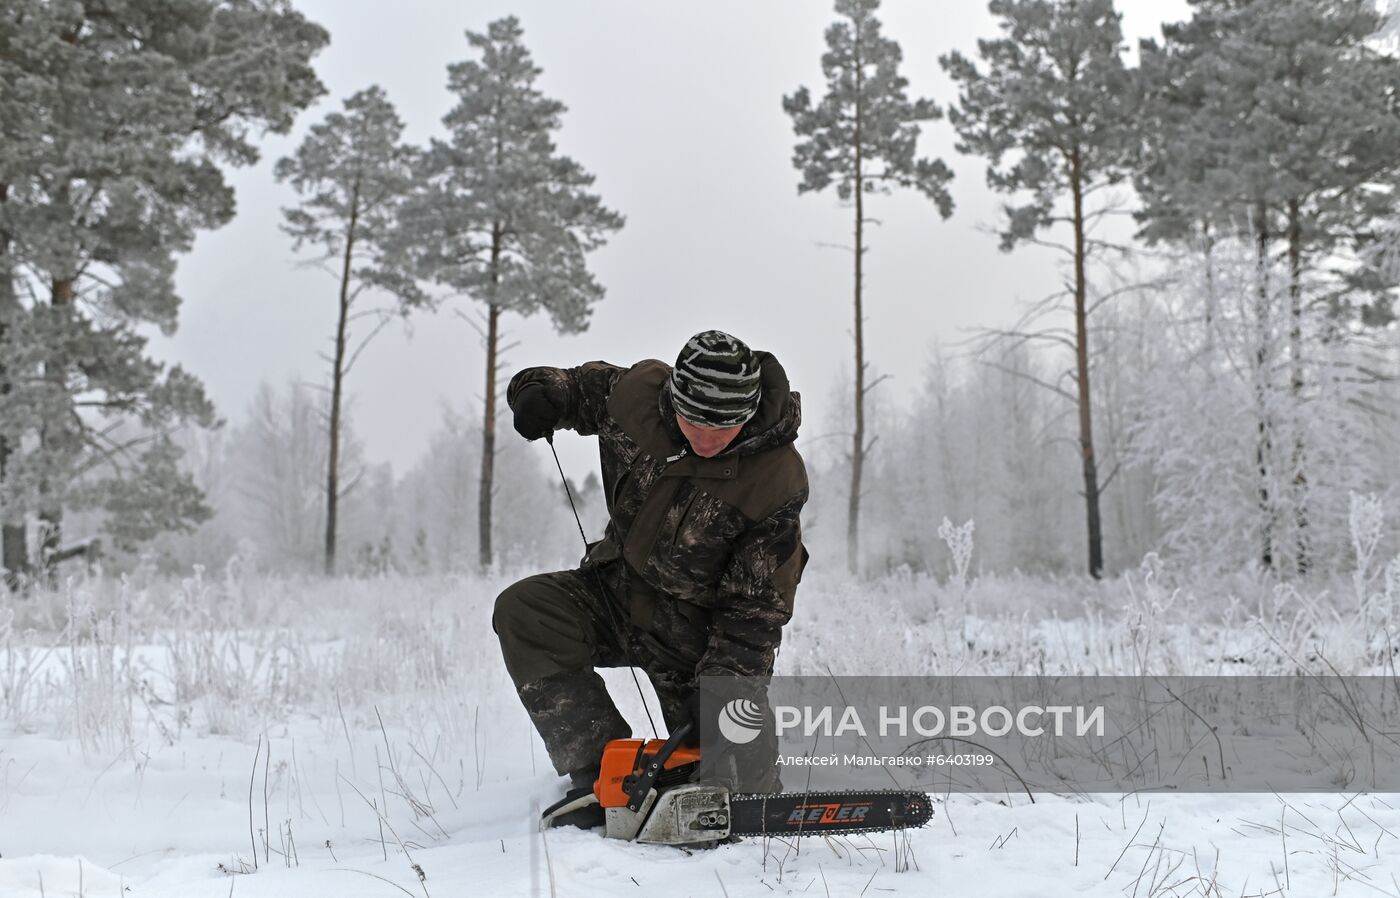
[{"x1": 492, "y1": 558, "x2": 712, "y2": 783}]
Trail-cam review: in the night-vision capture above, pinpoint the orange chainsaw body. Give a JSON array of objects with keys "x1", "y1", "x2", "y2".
[{"x1": 594, "y1": 737, "x2": 702, "y2": 808}]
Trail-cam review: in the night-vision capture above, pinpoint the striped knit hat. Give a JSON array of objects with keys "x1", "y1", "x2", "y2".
[{"x1": 670, "y1": 330, "x2": 763, "y2": 427}]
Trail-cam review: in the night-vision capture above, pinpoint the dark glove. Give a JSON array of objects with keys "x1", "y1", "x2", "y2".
[
  {"x1": 676, "y1": 692, "x2": 702, "y2": 747},
  {"x1": 511, "y1": 383, "x2": 562, "y2": 441}
]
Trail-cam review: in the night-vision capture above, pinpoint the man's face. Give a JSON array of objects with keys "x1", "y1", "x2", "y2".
[{"x1": 675, "y1": 414, "x2": 744, "y2": 458}]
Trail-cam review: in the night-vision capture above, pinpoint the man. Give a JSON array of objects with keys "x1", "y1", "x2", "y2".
[{"x1": 494, "y1": 330, "x2": 809, "y2": 828}]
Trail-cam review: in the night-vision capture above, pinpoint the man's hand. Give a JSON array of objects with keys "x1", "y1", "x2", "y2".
[
  {"x1": 677, "y1": 692, "x2": 702, "y2": 747},
  {"x1": 511, "y1": 383, "x2": 562, "y2": 441}
]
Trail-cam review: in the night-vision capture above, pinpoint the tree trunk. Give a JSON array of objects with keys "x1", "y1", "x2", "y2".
[
  {"x1": 1201, "y1": 218, "x2": 1216, "y2": 353},
  {"x1": 0, "y1": 384, "x2": 25, "y2": 587},
  {"x1": 847, "y1": 31, "x2": 866, "y2": 577},
  {"x1": 1253, "y1": 199, "x2": 1275, "y2": 572},
  {"x1": 1286, "y1": 197, "x2": 1307, "y2": 576},
  {"x1": 0, "y1": 523, "x2": 24, "y2": 590},
  {"x1": 478, "y1": 232, "x2": 503, "y2": 571},
  {"x1": 39, "y1": 276, "x2": 74, "y2": 584},
  {"x1": 1070, "y1": 147, "x2": 1103, "y2": 579},
  {"x1": 0, "y1": 358, "x2": 23, "y2": 588},
  {"x1": 324, "y1": 184, "x2": 360, "y2": 576},
  {"x1": 0, "y1": 181, "x2": 27, "y2": 589}
]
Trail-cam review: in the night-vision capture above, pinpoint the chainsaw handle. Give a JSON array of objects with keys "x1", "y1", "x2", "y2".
[{"x1": 625, "y1": 720, "x2": 695, "y2": 812}]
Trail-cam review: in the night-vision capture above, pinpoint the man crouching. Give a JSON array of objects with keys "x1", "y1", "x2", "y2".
[{"x1": 493, "y1": 330, "x2": 809, "y2": 828}]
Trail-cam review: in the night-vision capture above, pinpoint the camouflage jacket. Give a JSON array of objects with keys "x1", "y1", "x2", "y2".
[{"x1": 506, "y1": 353, "x2": 809, "y2": 680}]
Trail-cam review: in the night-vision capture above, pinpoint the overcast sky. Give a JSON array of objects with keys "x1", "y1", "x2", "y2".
[{"x1": 156, "y1": 0, "x2": 1191, "y2": 479}]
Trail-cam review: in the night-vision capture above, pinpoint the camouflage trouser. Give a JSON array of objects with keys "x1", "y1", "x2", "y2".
[{"x1": 492, "y1": 559, "x2": 712, "y2": 782}]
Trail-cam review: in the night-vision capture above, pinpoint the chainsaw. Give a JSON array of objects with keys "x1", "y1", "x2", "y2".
[{"x1": 539, "y1": 722, "x2": 933, "y2": 847}]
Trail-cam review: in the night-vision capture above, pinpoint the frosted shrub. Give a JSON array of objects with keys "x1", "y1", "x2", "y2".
[
  {"x1": 1349, "y1": 491, "x2": 1385, "y2": 607},
  {"x1": 0, "y1": 606, "x2": 40, "y2": 731},
  {"x1": 56, "y1": 576, "x2": 141, "y2": 756},
  {"x1": 12, "y1": 536, "x2": 1400, "y2": 762},
  {"x1": 937, "y1": 516, "x2": 975, "y2": 593},
  {"x1": 937, "y1": 516, "x2": 977, "y2": 651},
  {"x1": 1121, "y1": 556, "x2": 1155, "y2": 669},
  {"x1": 1341, "y1": 492, "x2": 1400, "y2": 664}
]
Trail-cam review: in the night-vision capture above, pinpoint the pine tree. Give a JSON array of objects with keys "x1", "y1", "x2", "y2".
[
  {"x1": 941, "y1": 0, "x2": 1136, "y2": 579},
  {"x1": 1136, "y1": 0, "x2": 1400, "y2": 574},
  {"x1": 783, "y1": 0, "x2": 955, "y2": 576},
  {"x1": 0, "y1": 0, "x2": 327, "y2": 582},
  {"x1": 1, "y1": 1, "x2": 39, "y2": 581},
  {"x1": 393, "y1": 17, "x2": 624, "y2": 570},
  {"x1": 275, "y1": 86, "x2": 421, "y2": 575}
]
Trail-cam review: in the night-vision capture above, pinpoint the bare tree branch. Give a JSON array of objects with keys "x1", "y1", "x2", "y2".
[
  {"x1": 861, "y1": 373, "x2": 892, "y2": 397},
  {"x1": 976, "y1": 358, "x2": 1076, "y2": 403},
  {"x1": 343, "y1": 309, "x2": 398, "y2": 377}
]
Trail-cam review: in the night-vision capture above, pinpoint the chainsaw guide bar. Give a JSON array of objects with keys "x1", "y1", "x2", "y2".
[{"x1": 728, "y1": 788, "x2": 934, "y2": 838}]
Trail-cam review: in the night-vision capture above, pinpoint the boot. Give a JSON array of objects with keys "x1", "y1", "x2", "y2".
[{"x1": 539, "y1": 767, "x2": 604, "y2": 830}]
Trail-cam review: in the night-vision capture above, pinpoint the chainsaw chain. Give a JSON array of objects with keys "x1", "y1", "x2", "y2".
[{"x1": 728, "y1": 788, "x2": 935, "y2": 838}]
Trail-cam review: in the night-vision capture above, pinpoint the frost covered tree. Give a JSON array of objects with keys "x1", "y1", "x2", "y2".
[
  {"x1": 140, "y1": 424, "x2": 239, "y2": 572},
  {"x1": 145, "y1": 379, "x2": 395, "y2": 574},
  {"x1": 275, "y1": 86, "x2": 421, "y2": 575},
  {"x1": 1123, "y1": 245, "x2": 1393, "y2": 577},
  {"x1": 0, "y1": 0, "x2": 327, "y2": 582},
  {"x1": 942, "y1": 0, "x2": 1136, "y2": 579},
  {"x1": 394, "y1": 402, "x2": 596, "y2": 572},
  {"x1": 229, "y1": 382, "x2": 326, "y2": 570},
  {"x1": 783, "y1": 0, "x2": 955, "y2": 576},
  {"x1": 1136, "y1": 0, "x2": 1400, "y2": 574},
  {"x1": 392, "y1": 17, "x2": 624, "y2": 570},
  {"x1": 226, "y1": 379, "x2": 369, "y2": 571},
  {"x1": 805, "y1": 344, "x2": 1082, "y2": 577}
]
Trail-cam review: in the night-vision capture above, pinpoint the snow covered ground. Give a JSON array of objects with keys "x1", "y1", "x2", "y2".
[{"x1": 2, "y1": 563, "x2": 1399, "y2": 897}]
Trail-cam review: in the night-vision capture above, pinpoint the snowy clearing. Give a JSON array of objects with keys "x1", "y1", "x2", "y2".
[{"x1": 2, "y1": 565, "x2": 1398, "y2": 897}]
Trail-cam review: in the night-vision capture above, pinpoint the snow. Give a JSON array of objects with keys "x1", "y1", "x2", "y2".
[
  {"x1": 2, "y1": 567, "x2": 1399, "y2": 896},
  {"x1": 4, "y1": 732, "x2": 1398, "y2": 897}
]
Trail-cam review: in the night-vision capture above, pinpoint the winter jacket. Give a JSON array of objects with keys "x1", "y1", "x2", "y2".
[{"x1": 505, "y1": 352, "x2": 809, "y2": 680}]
